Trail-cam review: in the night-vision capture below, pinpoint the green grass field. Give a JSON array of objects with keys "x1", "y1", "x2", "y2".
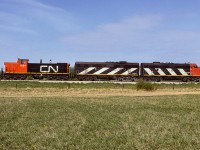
[
  {"x1": 1, "y1": 80, "x2": 200, "y2": 90},
  {"x1": 1, "y1": 95, "x2": 200, "y2": 149}
]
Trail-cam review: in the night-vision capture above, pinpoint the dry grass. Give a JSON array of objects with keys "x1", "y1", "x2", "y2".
[{"x1": 0, "y1": 87, "x2": 200, "y2": 98}]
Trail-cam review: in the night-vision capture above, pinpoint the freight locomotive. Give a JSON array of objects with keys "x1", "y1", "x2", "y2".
[
  {"x1": 3, "y1": 59, "x2": 70, "y2": 80},
  {"x1": 75, "y1": 61, "x2": 139, "y2": 81},
  {"x1": 1, "y1": 58, "x2": 200, "y2": 82}
]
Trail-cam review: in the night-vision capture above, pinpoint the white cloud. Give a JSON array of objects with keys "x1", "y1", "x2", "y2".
[
  {"x1": 0, "y1": 0, "x2": 78, "y2": 35},
  {"x1": 0, "y1": 0, "x2": 80, "y2": 65},
  {"x1": 61, "y1": 14, "x2": 200, "y2": 53},
  {"x1": 99, "y1": 15, "x2": 161, "y2": 32},
  {"x1": 0, "y1": 0, "x2": 200, "y2": 65},
  {"x1": 61, "y1": 15, "x2": 163, "y2": 50},
  {"x1": 60, "y1": 14, "x2": 200, "y2": 64},
  {"x1": 1, "y1": 0, "x2": 65, "y2": 12},
  {"x1": 0, "y1": 25, "x2": 39, "y2": 36},
  {"x1": 0, "y1": 11, "x2": 38, "y2": 36}
]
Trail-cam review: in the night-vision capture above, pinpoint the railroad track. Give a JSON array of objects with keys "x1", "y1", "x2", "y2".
[{"x1": 1, "y1": 80, "x2": 199, "y2": 84}]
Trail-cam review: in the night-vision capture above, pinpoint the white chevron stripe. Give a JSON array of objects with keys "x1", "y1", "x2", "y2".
[
  {"x1": 167, "y1": 68, "x2": 177, "y2": 75},
  {"x1": 144, "y1": 68, "x2": 154, "y2": 75},
  {"x1": 93, "y1": 67, "x2": 109, "y2": 74},
  {"x1": 178, "y1": 68, "x2": 188, "y2": 75},
  {"x1": 122, "y1": 68, "x2": 137, "y2": 75},
  {"x1": 108, "y1": 68, "x2": 123, "y2": 75},
  {"x1": 79, "y1": 67, "x2": 95, "y2": 75},
  {"x1": 157, "y1": 68, "x2": 166, "y2": 75}
]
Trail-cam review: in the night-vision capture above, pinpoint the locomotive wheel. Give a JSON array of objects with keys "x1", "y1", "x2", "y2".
[
  {"x1": 144, "y1": 77, "x2": 159, "y2": 82},
  {"x1": 193, "y1": 77, "x2": 200, "y2": 82},
  {"x1": 20, "y1": 75, "x2": 26, "y2": 80},
  {"x1": 13, "y1": 75, "x2": 18, "y2": 80},
  {"x1": 63, "y1": 76, "x2": 68, "y2": 80},
  {"x1": 151, "y1": 77, "x2": 161, "y2": 82},
  {"x1": 85, "y1": 76, "x2": 92, "y2": 81},
  {"x1": 196, "y1": 78, "x2": 200, "y2": 82},
  {"x1": 91, "y1": 76, "x2": 97, "y2": 81},
  {"x1": 4, "y1": 75, "x2": 11, "y2": 80},
  {"x1": 56, "y1": 76, "x2": 62, "y2": 80},
  {"x1": 123, "y1": 76, "x2": 133, "y2": 81},
  {"x1": 117, "y1": 77, "x2": 123, "y2": 81},
  {"x1": 77, "y1": 77, "x2": 82, "y2": 81},
  {"x1": 132, "y1": 77, "x2": 138, "y2": 82},
  {"x1": 143, "y1": 77, "x2": 149, "y2": 81},
  {"x1": 47, "y1": 75, "x2": 53, "y2": 80},
  {"x1": 182, "y1": 77, "x2": 189, "y2": 82}
]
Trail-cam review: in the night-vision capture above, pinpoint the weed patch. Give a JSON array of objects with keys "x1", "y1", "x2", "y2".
[{"x1": 136, "y1": 79, "x2": 157, "y2": 91}]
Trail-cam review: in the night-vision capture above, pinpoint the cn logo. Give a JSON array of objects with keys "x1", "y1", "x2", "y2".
[{"x1": 40, "y1": 65, "x2": 59, "y2": 73}]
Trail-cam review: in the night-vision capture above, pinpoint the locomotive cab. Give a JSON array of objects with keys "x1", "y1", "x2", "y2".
[
  {"x1": 190, "y1": 63, "x2": 200, "y2": 76},
  {"x1": 4, "y1": 59, "x2": 29, "y2": 73}
]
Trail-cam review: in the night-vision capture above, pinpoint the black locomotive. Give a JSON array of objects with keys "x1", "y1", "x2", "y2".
[{"x1": 75, "y1": 61, "x2": 139, "y2": 81}]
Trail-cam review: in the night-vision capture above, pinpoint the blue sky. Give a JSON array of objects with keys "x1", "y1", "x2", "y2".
[{"x1": 0, "y1": 0, "x2": 200, "y2": 67}]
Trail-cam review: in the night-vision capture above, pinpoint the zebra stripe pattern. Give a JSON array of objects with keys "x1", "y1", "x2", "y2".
[
  {"x1": 143, "y1": 68, "x2": 190, "y2": 76},
  {"x1": 78, "y1": 67, "x2": 138, "y2": 75}
]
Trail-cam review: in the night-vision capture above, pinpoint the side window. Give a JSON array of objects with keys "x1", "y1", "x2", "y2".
[
  {"x1": 192, "y1": 65, "x2": 197, "y2": 68},
  {"x1": 21, "y1": 60, "x2": 25, "y2": 64}
]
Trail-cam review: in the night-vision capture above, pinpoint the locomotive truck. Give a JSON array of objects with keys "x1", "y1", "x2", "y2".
[{"x1": 1, "y1": 58, "x2": 200, "y2": 82}]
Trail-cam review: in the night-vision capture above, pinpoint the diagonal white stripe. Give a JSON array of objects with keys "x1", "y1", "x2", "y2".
[
  {"x1": 157, "y1": 68, "x2": 165, "y2": 75},
  {"x1": 79, "y1": 67, "x2": 95, "y2": 75},
  {"x1": 166, "y1": 68, "x2": 176, "y2": 75},
  {"x1": 121, "y1": 68, "x2": 137, "y2": 75},
  {"x1": 144, "y1": 68, "x2": 154, "y2": 75},
  {"x1": 178, "y1": 68, "x2": 188, "y2": 75},
  {"x1": 108, "y1": 68, "x2": 123, "y2": 75},
  {"x1": 93, "y1": 67, "x2": 109, "y2": 74}
]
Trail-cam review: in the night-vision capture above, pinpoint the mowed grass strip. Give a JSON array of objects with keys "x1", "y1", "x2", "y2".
[
  {"x1": 1, "y1": 80, "x2": 200, "y2": 90},
  {"x1": 0, "y1": 95, "x2": 200, "y2": 149}
]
